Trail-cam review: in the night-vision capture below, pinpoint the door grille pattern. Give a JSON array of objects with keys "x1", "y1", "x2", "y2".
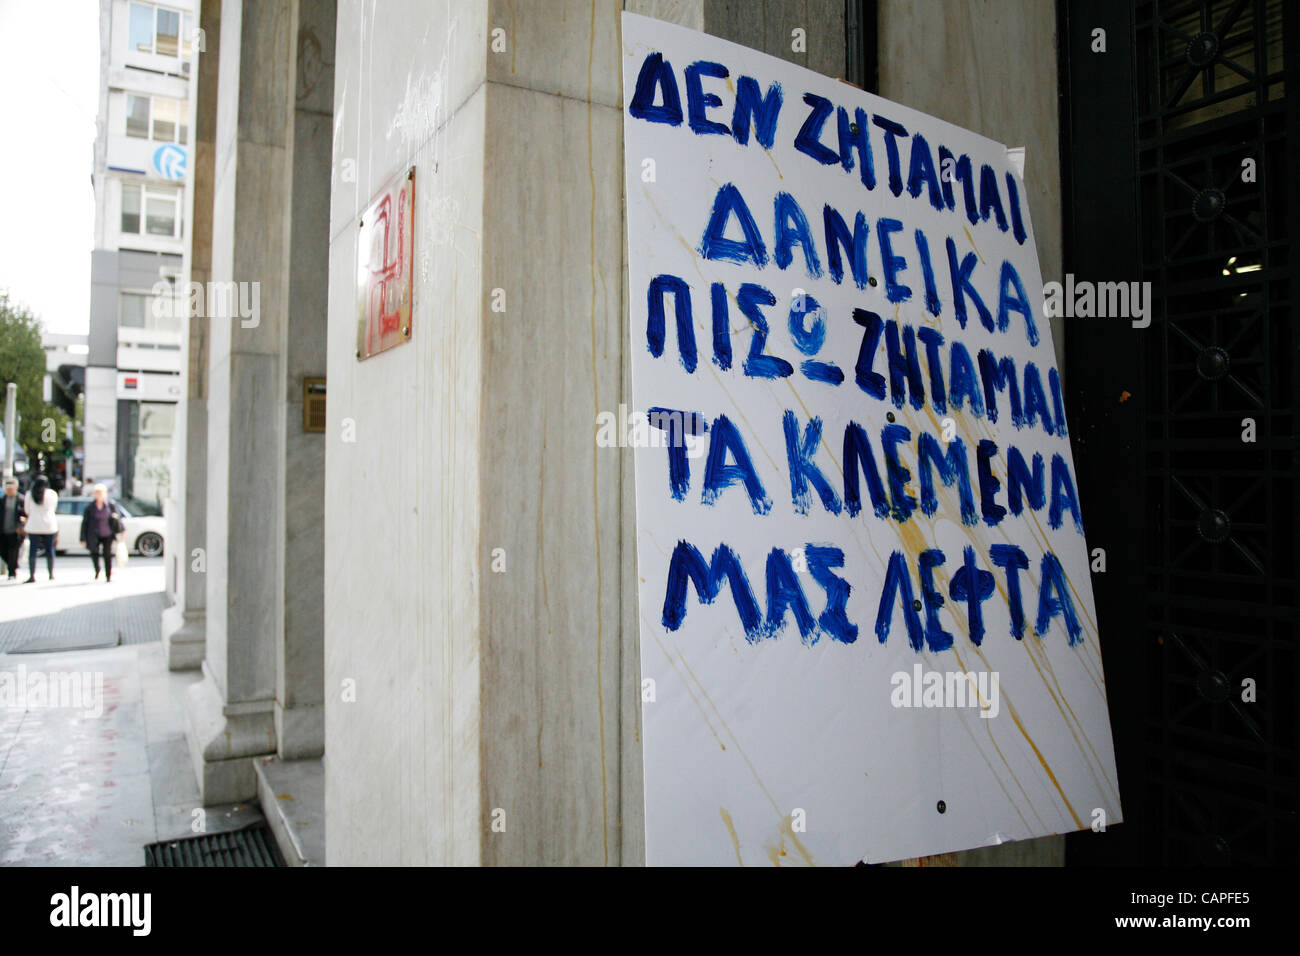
[{"x1": 1131, "y1": 0, "x2": 1296, "y2": 865}]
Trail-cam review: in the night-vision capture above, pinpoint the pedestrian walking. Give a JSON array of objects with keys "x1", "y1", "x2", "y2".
[
  {"x1": 80, "y1": 484, "x2": 123, "y2": 582},
  {"x1": 1, "y1": 477, "x2": 27, "y2": 579},
  {"x1": 22, "y1": 474, "x2": 58, "y2": 583}
]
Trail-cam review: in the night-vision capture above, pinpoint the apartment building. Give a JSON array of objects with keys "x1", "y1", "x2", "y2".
[{"x1": 84, "y1": 0, "x2": 194, "y2": 504}]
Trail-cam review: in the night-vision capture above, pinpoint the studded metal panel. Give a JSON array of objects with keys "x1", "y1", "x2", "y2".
[
  {"x1": 1066, "y1": 0, "x2": 1296, "y2": 866},
  {"x1": 1135, "y1": 0, "x2": 1295, "y2": 867}
]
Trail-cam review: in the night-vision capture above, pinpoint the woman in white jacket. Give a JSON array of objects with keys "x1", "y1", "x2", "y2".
[{"x1": 23, "y1": 474, "x2": 58, "y2": 582}]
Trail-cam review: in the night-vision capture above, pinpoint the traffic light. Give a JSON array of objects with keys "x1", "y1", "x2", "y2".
[{"x1": 52, "y1": 365, "x2": 84, "y2": 418}]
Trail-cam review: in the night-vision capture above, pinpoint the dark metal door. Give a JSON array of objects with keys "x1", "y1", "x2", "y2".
[{"x1": 1062, "y1": 0, "x2": 1298, "y2": 865}]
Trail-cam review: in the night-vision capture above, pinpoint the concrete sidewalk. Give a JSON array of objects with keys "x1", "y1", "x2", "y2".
[
  {"x1": 0, "y1": 557, "x2": 264, "y2": 865},
  {"x1": 0, "y1": 554, "x2": 167, "y2": 653}
]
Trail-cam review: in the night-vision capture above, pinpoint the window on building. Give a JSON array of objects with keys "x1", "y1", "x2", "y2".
[
  {"x1": 120, "y1": 292, "x2": 149, "y2": 328},
  {"x1": 125, "y1": 94, "x2": 187, "y2": 144},
  {"x1": 155, "y1": 7, "x2": 180, "y2": 55},
  {"x1": 126, "y1": 95, "x2": 150, "y2": 138},
  {"x1": 128, "y1": 2, "x2": 186, "y2": 58},
  {"x1": 120, "y1": 183, "x2": 181, "y2": 239},
  {"x1": 152, "y1": 97, "x2": 183, "y2": 143},
  {"x1": 121, "y1": 184, "x2": 141, "y2": 233},
  {"x1": 128, "y1": 3, "x2": 154, "y2": 53},
  {"x1": 124, "y1": 401, "x2": 176, "y2": 504},
  {"x1": 145, "y1": 190, "x2": 178, "y2": 236},
  {"x1": 120, "y1": 291, "x2": 181, "y2": 333}
]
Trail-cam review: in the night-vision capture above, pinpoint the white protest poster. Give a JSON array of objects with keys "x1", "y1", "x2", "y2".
[{"x1": 621, "y1": 13, "x2": 1122, "y2": 866}]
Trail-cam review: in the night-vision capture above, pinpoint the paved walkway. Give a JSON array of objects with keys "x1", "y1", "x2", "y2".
[
  {"x1": 0, "y1": 555, "x2": 166, "y2": 653},
  {"x1": 0, "y1": 557, "x2": 264, "y2": 865}
]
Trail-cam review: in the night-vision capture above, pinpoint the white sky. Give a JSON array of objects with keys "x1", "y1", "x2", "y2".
[{"x1": 0, "y1": 0, "x2": 100, "y2": 336}]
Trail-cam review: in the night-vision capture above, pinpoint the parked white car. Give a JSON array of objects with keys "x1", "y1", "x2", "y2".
[{"x1": 53, "y1": 496, "x2": 166, "y2": 558}]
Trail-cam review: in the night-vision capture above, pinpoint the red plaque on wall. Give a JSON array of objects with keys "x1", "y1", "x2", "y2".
[{"x1": 356, "y1": 166, "x2": 414, "y2": 359}]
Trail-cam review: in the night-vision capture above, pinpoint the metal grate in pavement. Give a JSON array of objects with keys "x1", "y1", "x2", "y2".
[
  {"x1": 144, "y1": 823, "x2": 286, "y2": 867},
  {"x1": 0, "y1": 592, "x2": 164, "y2": 654}
]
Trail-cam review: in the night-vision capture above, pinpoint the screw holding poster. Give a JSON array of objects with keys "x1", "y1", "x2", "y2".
[{"x1": 623, "y1": 13, "x2": 1121, "y2": 867}]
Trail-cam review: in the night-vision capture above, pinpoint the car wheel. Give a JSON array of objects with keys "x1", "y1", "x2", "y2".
[{"x1": 136, "y1": 532, "x2": 164, "y2": 558}]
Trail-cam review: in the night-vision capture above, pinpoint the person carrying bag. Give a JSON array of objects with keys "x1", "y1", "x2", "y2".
[
  {"x1": 81, "y1": 483, "x2": 124, "y2": 582},
  {"x1": 114, "y1": 516, "x2": 129, "y2": 569}
]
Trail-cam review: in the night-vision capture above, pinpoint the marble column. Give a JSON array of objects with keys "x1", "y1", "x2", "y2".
[
  {"x1": 184, "y1": 0, "x2": 296, "y2": 803},
  {"x1": 162, "y1": 0, "x2": 221, "y2": 671},
  {"x1": 322, "y1": 0, "x2": 703, "y2": 867},
  {"x1": 273, "y1": 0, "x2": 333, "y2": 760}
]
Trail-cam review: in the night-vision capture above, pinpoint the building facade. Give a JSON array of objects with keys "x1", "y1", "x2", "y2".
[
  {"x1": 156, "y1": 0, "x2": 1300, "y2": 868},
  {"x1": 160, "y1": 0, "x2": 1080, "y2": 867},
  {"x1": 84, "y1": 0, "x2": 195, "y2": 505}
]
